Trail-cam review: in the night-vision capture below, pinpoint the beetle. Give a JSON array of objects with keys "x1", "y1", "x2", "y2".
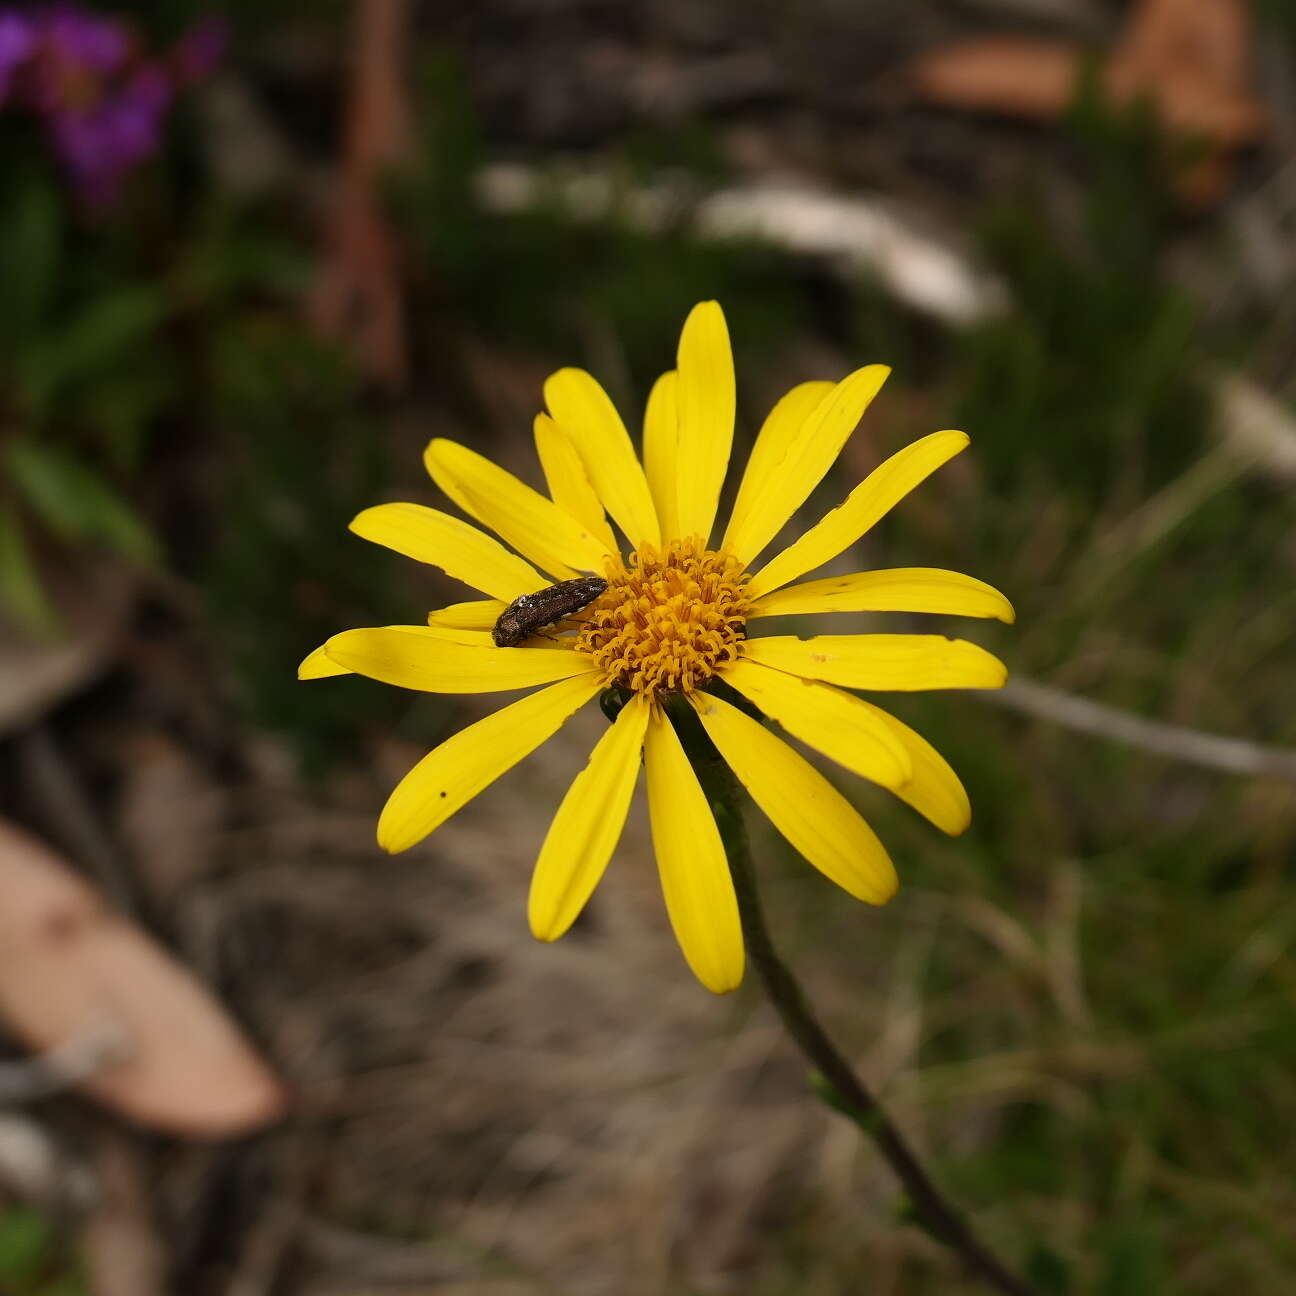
[{"x1": 491, "y1": 576, "x2": 608, "y2": 647}]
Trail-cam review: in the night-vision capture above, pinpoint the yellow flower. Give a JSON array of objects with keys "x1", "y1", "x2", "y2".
[{"x1": 300, "y1": 302, "x2": 1012, "y2": 993}]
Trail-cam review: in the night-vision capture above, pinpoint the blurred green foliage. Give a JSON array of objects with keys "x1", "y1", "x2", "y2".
[
  {"x1": 0, "y1": 153, "x2": 164, "y2": 629},
  {"x1": 0, "y1": 1210, "x2": 84, "y2": 1296},
  {"x1": 204, "y1": 313, "x2": 407, "y2": 772},
  {"x1": 398, "y1": 57, "x2": 809, "y2": 389}
]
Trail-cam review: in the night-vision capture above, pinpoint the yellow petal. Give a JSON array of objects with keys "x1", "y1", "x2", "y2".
[
  {"x1": 350, "y1": 502, "x2": 544, "y2": 602},
  {"x1": 308, "y1": 617, "x2": 513, "y2": 672},
  {"x1": 721, "y1": 380, "x2": 830, "y2": 562},
  {"x1": 751, "y1": 567, "x2": 1015, "y2": 623},
  {"x1": 528, "y1": 694, "x2": 650, "y2": 941},
  {"x1": 723, "y1": 368, "x2": 888, "y2": 565},
  {"x1": 854, "y1": 699, "x2": 970, "y2": 835},
  {"x1": 420, "y1": 625, "x2": 498, "y2": 646},
  {"x1": 427, "y1": 599, "x2": 507, "y2": 629},
  {"x1": 642, "y1": 370, "x2": 680, "y2": 538},
  {"x1": 424, "y1": 600, "x2": 509, "y2": 646},
  {"x1": 740, "y1": 634, "x2": 1007, "y2": 691},
  {"x1": 689, "y1": 690, "x2": 897, "y2": 904},
  {"x1": 674, "y1": 301, "x2": 735, "y2": 543},
  {"x1": 298, "y1": 644, "x2": 350, "y2": 679},
  {"x1": 533, "y1": 413, "x2": 619, "y2": 555},
  {"x1": 544, "y1": 368, "x2": 660, "y2": 549},
  {"x1": 378, "y1": 674, "x2": 603, "y2": 853},
  {"x1": 747, "y1": 429, "x2": 970, "y2": 598},
  {"x1": 324, "y1": 627, "x2": 597, "y2": 692},
  {"x1": 424, "y1": 438, "x2": 611, "y2": 577},
  {"x1": 644, "y1": 708, "x2": 743, "y2": 993},
  {"x1": 721, "y1": 658, "x2": 911, "y2": 789}
]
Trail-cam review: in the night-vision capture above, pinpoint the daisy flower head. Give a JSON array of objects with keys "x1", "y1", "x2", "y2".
[{"x1": 301, "y1": 303, "x2": 1012, "y2": 993}]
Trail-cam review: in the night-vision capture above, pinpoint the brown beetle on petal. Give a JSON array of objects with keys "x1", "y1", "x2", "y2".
[{"x1": 491, "y1": 577, "x2": 608, "y2": 648}]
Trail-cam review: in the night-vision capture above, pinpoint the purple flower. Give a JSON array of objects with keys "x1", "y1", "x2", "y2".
[
  {"x1": 0, "y1": 4, "x2": 224, "y2": 208},
  {"x1": 41, "y1": 3, "x2": 131, "y2": 73},
  {"x1": 19, "y1": 4, "x2": 134, "y2": 115},
  {"x1": 48, "y1": 64, "x2": 173, "y2": 204},
  {"x1": 0, "y1": 11, "x2": 34, "y2": 103}
]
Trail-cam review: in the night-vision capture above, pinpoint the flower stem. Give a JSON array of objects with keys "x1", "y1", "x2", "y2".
[{"x1": 696, "y1": 750, "x2": 1036, "y2": 1296}]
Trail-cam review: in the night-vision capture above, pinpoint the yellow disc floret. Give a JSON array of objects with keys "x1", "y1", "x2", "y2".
[{"x1": 577, "y1": 538, "x2": 752, "y2": 701}]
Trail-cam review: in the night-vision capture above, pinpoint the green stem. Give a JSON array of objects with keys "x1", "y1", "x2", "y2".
[{"x1": 696, "y1": 750, "x2": 1036, "y2": 1296}]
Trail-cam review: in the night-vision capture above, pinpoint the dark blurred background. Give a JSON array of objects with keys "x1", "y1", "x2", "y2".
[{"x1": 1, "y1": 1, "x2": 1295, "y2": 1293}]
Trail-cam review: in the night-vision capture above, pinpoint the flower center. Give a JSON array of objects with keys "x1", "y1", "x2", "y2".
[{"x1": 577, "y1": 538, "x2": 752, "y2": 701}]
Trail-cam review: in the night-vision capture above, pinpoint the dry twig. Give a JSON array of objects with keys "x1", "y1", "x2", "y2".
[
  {"x1": 982, "y1": 677, "x2": 1296, "y2": 781},
  {"x1": 310, "y1": 0, "x2": 413, "y2": 387}
]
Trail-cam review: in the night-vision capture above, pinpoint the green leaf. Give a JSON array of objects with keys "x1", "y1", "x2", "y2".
[
  {"x1": 3, "y1": 440, "x2": 157, "y2": 562},
  {"x1": 0, "y1": 1206, "x2": 54, "y2": 1278},
  {"x1": 16, "y1": 286, "x2": 168, "y2": 417},
  {"x1": 0, "y1": 175, "x2": 61, "y2": 342},
  {"x1": 0, "y1": 508, "x2": 59, "y2": 634},
  {"x1": 5, "y1": 441, "x2": 87, "y2": 543},
  {"x1": 75, "y1": 475, "x2": 157, "y2": 563}
]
